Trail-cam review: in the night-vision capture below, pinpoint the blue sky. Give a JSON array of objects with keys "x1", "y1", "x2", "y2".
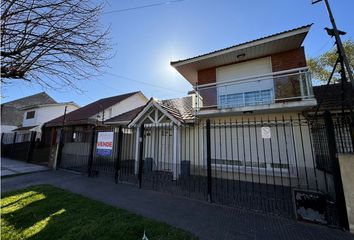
[{"x1": 2, "y1": 0, "x2": 354, "y2": 106}]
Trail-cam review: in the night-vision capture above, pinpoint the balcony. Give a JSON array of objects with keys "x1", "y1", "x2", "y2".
[{"x1": 194, "y1": 67, "x2": 317, "y2": 115}]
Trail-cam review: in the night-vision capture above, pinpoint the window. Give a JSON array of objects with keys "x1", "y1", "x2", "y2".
[
  {"x1": 219, "y1": 89, "x2": 273, "y2": 108},
  {"x1": 26, "y1": 111, "x2": 35, "y2": 119}
]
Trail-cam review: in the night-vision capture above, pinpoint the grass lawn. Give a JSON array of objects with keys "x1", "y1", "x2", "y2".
[{"x1": 1, "y1": 185, "x2": 197, "y2": 240}]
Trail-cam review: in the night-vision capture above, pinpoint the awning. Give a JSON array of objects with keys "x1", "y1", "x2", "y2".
[{"x1": 12, "y1": 125, "x2": 38, "y2": 132}]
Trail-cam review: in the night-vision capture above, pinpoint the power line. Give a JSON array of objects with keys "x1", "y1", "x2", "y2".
[
  {"x1": 312, "y1": 38, "x2": 335, "y2": 57},
  {"x1": 104, "y1": 72, "x2": 186, "y2": 94},
  {"x1": 103, "y1": 0, "x2": 185, "y2": 15}
]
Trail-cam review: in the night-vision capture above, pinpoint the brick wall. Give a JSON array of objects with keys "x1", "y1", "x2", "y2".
[
  {"x1": 196, "y1": 47, "x2": 307, "y2": 86},
  {"x1": 271, "y1": 47, "x2": 307, "y2": 72},
  {"x1": 197, "y1": 68, "x2": 216, "y2": 85}
]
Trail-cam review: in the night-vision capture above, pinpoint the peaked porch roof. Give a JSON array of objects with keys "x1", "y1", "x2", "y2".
[{"x1": 128, "y1": 96, "x2": 195, "y2": 127}]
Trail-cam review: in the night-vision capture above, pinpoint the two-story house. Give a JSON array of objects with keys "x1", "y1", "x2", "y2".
[
  {"x1": 127, "y1": 25, "x2": 320, "y2": 191},
  {"x1": 13, "y1": 102, "x2": 79, "y2": 142},
  {"x1": 171, "y1": 24, "x2": 316, "y2": 115},
  {"x1": 1, "y1": 92, "x2": 57, "y2": 134}
]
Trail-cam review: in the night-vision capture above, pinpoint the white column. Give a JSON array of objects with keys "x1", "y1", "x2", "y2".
[
  {"x1": 134, "y1": 126, "x2": 140, "y2": 174},
  {"x1": 173, "y1": 125, "x2": 178, "y2": 180}
]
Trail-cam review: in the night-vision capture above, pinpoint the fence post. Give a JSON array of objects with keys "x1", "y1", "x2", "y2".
[
  {"x1": 324, "y1": 111, "x2": 349, "y2": 230},
  {"x1": 87, "y1": 127, "x2": 96, "y2": 177},
  {"x1": 206, "y1": 119, "x2": 212, "y2": 202},
  {"x1": 56, "y1": 129, "x2": 65, "y2": 168},
  {"x1": 10, "y1": 132, "x2": 17, "y2": 157},
  {"x1": 115, "y1": 126, "x2": 123, "y2": 183},
  {"x1": 349, "y1": 112, "x2": 354, "y2": 150},
  {"x1": 26, "y1": 132, "x2": 36, "y2": 162},
  {"x1": 138, "y1": 125, "x2": 145, "y2": 188}
]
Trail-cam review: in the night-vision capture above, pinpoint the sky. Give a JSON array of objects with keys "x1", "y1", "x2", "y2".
[{"x1": 2, "y1": 0, "x2": 354, "y2": 107}]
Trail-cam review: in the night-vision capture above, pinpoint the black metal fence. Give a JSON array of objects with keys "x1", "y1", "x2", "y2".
[
  {"x1": 58, "y1": 127, "x2": 137, "y2": 184},
  {"x1": 1, "y1": 131, "x2": 53, "y2": 165},
  {"x1": 57, "y1": 112, "x2": 353, "y2": 228},
  {"x1": 1, "y1": 132, "x2": 36, "y2": 161},
  {"x1": 138, "y1": 116, "x2": 329, "y2": 218}
]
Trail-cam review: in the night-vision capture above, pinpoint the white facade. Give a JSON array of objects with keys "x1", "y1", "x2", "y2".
[
  {"x1": 1, "y1": 125, "x2": 17, "y2": 133},
  {"x1": 92, "y1": 92, "x2": 148, "y2": 122},
  {"x1": 216, "y1": 57, "x2": 272, "y2": 82},
  {"x1": 22, "y1": 103, "x2": 78, "y2": 128}
]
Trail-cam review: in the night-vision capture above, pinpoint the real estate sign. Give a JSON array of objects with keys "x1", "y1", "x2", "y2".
[{"x1": 96, "y1": 132, "x2": 114, "y2": 156}]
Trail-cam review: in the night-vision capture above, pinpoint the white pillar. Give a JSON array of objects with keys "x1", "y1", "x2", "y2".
[
  {"x1": 173, "y1": 125, "x2": 178, "y2": 180},
  {"x1": 134, "y1": 126, "x2": 140, "y2": 174}
]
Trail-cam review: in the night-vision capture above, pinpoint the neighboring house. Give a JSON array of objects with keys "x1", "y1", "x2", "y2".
[
  {"x1": 308, "y1": 83, "x2": 354, "y2": 115},
  {"x1": 105, "y1": 106, "x2": 145, "y2": 126},
  {"x1": 13, "y1": 102, "x2": 79, "y2": 142},
  {"x1": 1, "y1": 92, "x2": 56, "y2": 133},
  {"x1": 307, "y1": 83, "x2": 354, "y2": 159},
  {"x1": 126, "y1": 25, "x2": 321, "y2": 187},
  {"x1": 44, "y1": 91, "x2": 148, "y2": 145}
]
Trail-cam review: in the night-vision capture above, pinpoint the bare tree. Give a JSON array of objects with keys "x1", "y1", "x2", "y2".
[{"x1": 1, "y1": 0, "x2": 111, "y2": 89}]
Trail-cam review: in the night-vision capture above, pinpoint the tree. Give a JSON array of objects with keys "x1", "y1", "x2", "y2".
[
  {"x1": 308, "y1": 39, "x2": 354, "y2": 83},
  {"x1": 1, "y1": 0, "x2": 111, "y2": 89}
]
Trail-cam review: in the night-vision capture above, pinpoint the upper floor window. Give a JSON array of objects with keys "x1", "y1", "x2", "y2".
[{"x1": 26, "y1": 111, "x2": 35, "y2": 119}]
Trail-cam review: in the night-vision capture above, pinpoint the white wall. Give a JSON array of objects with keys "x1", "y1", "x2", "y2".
[
  {"x1": 1, "y1": 125, "x2": 17, "y2": 133},
  {"x1": 216, "y1": 57, "x2": 272, "y2": 82},
  {"x1": 215, "y1": 57, "x2": 274, "y2": 106},
  {"x1": 22, "y1": 104, "x2": 78, "y2": 128},
  {"x1": 93, "y1": 93, "x2": 148, "y2": 121}
]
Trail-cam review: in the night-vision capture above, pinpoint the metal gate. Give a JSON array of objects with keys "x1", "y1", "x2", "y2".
[
  {"x1": 58, "y1": 127, "x2": 137, "y2": 185},
  {"x1": 58, "y1": 130, "x2": 93, "y2": 173}
]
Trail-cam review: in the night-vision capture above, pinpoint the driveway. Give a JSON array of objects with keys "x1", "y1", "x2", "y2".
[
  {"x1": 1, "y1": 157, "x2": 49, "y2": 177},
  {"x1": 2, "y1": 170, "x2": 353, "y2": 240}
]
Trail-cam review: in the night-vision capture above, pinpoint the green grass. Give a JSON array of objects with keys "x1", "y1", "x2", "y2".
[{"x1": 1, "y1": 185, "x2": 197, "y2": 240}]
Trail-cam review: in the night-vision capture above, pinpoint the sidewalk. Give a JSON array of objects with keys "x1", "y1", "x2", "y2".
[
  {"x1": 1, "y1": 157, "x2": 49, "y2": 177},
  {"x1": 2, "y1": 170, "x2": 353, "y2": 240}
]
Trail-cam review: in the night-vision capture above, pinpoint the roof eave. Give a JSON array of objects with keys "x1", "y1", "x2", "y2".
[{"x1": 171, "y1": 24, "x2": 312, "y2": 85}]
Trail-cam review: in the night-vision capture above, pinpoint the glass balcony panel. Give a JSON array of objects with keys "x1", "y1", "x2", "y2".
[
  {"x1": 198, "y1": 87, "x2": 217, "y2": 108},
  {"x1": 195, "y1": 70, "x2": 313, "y2": 111},
  {"x1": 274, "y1": 73, "x2": 302, "y2": 101}
]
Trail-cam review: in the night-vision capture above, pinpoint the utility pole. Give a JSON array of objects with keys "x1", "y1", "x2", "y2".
[
  {"x1": 62, "y1": 106, "x2": 68, "y2": 129},
  {"x1": 312, "y1": 0, "x2": 354, "y2": 89},
  {"x1": 57, "y1": 105, "x2": 68, "y2": 168}
]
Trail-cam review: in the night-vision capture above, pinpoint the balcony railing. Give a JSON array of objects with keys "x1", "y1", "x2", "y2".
[{"x1": 194, "y1": 67, "x2": 314, "y2": 111}]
